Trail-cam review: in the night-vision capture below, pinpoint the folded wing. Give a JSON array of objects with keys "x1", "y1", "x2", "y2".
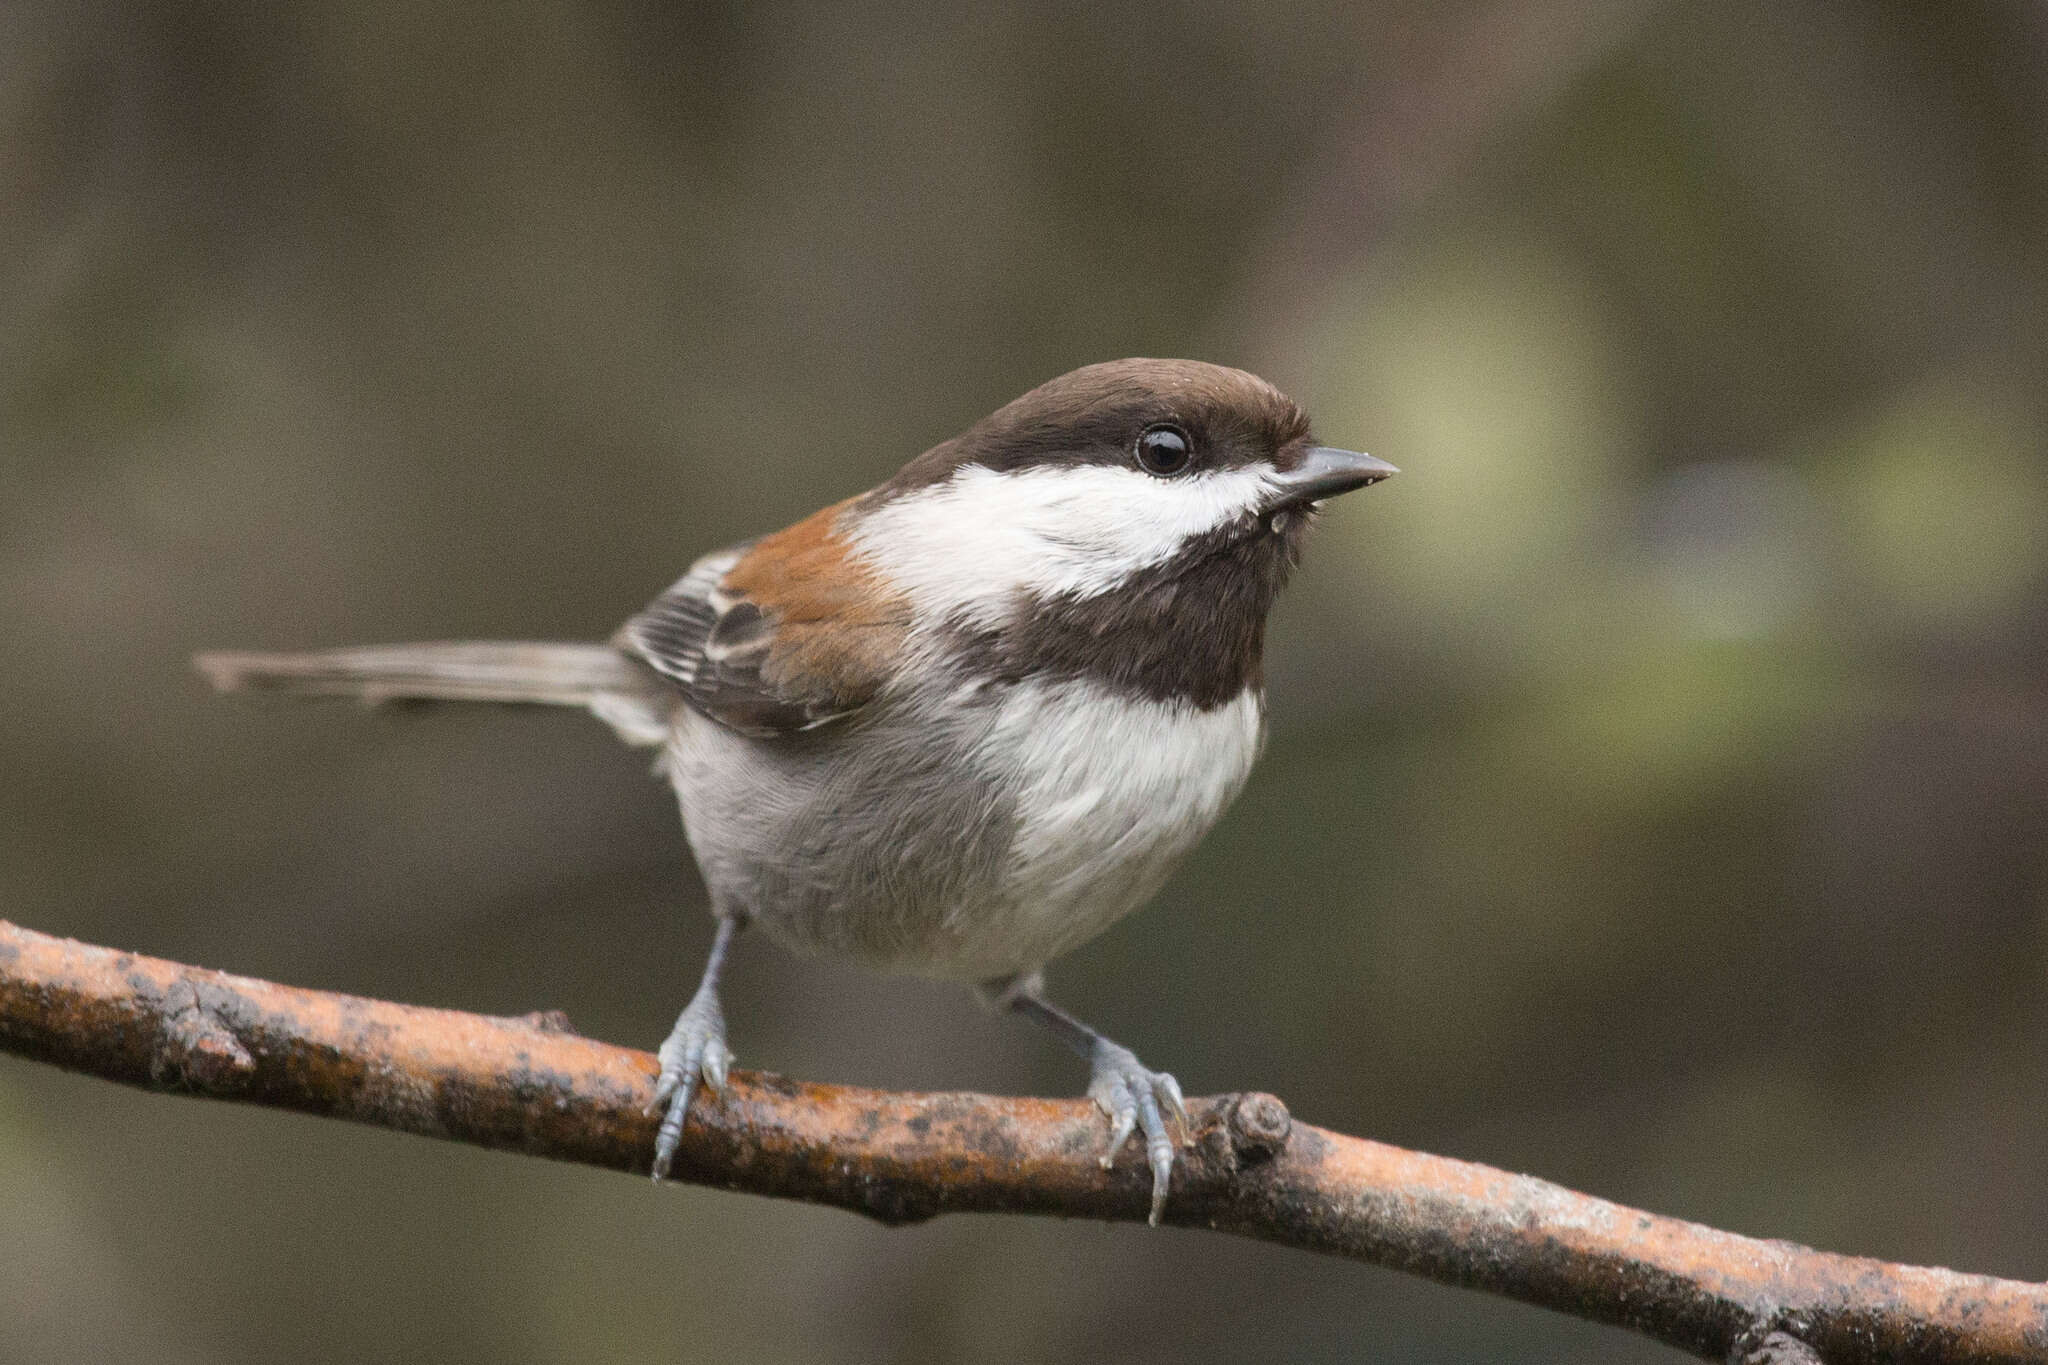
[{"x1": 619, "y1": 499, "x2": 911, "y2": 739}]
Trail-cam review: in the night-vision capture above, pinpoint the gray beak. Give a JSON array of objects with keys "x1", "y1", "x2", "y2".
[{"x1": 1265, "y1": 446, "x2": 1398, "y2": 510}]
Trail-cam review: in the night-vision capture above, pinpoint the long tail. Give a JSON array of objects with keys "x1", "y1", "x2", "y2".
[{"x1": 193, "y1": 641, "x2": 676, "y2": 745}]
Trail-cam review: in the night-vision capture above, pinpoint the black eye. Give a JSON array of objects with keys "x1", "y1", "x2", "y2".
[{"x1": 1134, "y1": 424, "x2": 1192, "y2": 476}]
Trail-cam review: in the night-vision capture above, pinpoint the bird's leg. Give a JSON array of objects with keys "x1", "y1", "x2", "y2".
[
  {"x1": 648, "y1": 913, "x2": 745, "y2": 1180},
  {"x1": 988, "y1": 971, "x2": 1188, "y2": 1225}
]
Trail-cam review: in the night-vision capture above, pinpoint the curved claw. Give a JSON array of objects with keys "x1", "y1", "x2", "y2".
[
  {"x1": 1086, "y1": 1040, "x2": 1185, "y2": 1225},
  {"x1": 647, "y1": 989, "x2": 731, "y2": 1181}
]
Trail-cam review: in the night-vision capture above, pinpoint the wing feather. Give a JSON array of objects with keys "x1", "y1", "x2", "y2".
[{"x1": 618, "y1": 502, "x2": 908, "y2": 738}]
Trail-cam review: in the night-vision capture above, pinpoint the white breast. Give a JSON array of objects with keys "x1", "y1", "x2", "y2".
[{"x1": 965, "y1": 679, "x2": 1266, "y2": 972}]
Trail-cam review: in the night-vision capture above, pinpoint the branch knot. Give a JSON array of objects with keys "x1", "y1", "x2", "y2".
[
  {"x1": 1226, "y1": 1091, "x2": 1292, "y2": 1163},
  {"x1": 151, "y1": 981, "x2": 256, "y2": 1092},
  {"x1": 1731, "y1": 1323, "x2": 1824, "y2": 1365}
]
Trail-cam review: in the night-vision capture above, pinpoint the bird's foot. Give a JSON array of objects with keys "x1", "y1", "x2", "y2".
[
  {"x1": 647, "y1": 987, "x2": 733, "y2": 1181},
  {"x1": 1086, "y1": 1039, "x2": 1187, "y2": 1225}
]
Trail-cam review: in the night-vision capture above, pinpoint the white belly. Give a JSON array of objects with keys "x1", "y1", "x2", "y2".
[
  {"x1": 667, "y1": 678, "x2": 1266, "y2": 981},
  {"x1": 960, "y1": 679, "x2": 1267, "y2": 974}
]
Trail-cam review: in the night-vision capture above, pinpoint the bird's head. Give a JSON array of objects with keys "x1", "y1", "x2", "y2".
[{"x1": 852, "y1": 359, "x2": 1394, "y2": 652}]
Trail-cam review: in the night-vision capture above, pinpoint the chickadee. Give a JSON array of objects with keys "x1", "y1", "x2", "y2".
[{"x1": 199, "y1": 358, "x2": 1394, "y2": 1222}]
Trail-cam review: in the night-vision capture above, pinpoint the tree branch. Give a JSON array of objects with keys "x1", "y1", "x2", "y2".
[{"x1": 1, "y1": 919, "x2": 2040, "y2": 1363}]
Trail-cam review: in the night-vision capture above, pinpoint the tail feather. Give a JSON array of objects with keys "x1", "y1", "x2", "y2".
[{"x1": 194, "y1": 641, "x2": 676, "y2": 745}]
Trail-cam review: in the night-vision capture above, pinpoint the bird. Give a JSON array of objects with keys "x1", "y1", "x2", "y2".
[{"x1": 196, "y1": 358, "x2": 1395, "y2": 1223}]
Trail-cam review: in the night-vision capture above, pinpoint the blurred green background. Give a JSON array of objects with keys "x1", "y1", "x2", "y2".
[{"x1": 5, "y1": 1, "x2": 2047, "y2": 1360}]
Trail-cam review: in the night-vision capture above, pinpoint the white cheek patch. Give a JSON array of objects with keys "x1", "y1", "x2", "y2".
[{"x1": 848, "y1": 462, "x2": 1276, "y2": 627}]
